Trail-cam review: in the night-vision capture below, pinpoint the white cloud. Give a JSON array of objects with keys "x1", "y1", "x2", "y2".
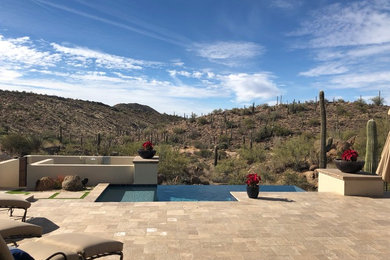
[
  {"x1": 51, "y1": 43, "x2": 144, "y2": 70},
  {"x1": 0, "y1": 68, "x2": 22, "y2": 81},
  {"x1": 293, "y1": 1, "x2": 390, "y2": 48},
  {"x1": 192, "y1": 41, "x2": 264, "y2": 66},
  {"x1": 271, "y1": 0, "x2": 302, "y2": 9},
  {"x1": 168, "y1": 70, "x2": 204, "y2": 79},
  {"x1": 330, "y1": 71, "x2": 390, "y2": 88},
  {"x1": 346, "y1": 44, "x2": 390, "y2": 58},
  {"x1": 300, "y1": 63, "x2": 349, "y2": 77},
  {"x1": 0, "y1": 35, "x2": 60, "y2": 67},
  {"x1": 219, "y1": 73, "x2": 280, "y2": 102}
]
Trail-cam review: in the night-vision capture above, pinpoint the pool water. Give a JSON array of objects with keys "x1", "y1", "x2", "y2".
[{"x1": 95, "y1": 185, "x2": 305, "y2": 202}]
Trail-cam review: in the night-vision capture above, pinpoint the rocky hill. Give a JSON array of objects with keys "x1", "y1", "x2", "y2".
[
  {"x1": 1, "y1": 90, "x2": 389, "y2": 189},
  {"x1": 0, "y1": 90, "x2": 181, "y2": 139},
  {"x1": 163, "y1": 101, "x2": 390, "y2": 149}
]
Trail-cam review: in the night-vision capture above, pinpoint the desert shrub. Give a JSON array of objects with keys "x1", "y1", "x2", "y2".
[
  {"x1": 371, "y1": 95, "x2": 385, "y2": 106},
  {"x1": 1, "y1": 134, "x2": 42, "y2": 155},
  {"x1": 282, "y1": 170, "x2": 315, "y2": 191},
  {"x1": 287, "y1": 103, "x2": 307, "y2": 114},
  {"x1": 242, "y1": 108, "x2": 252, "y2": 115},
  {"x1": 173, "y1": 127, "x2": 186, "y2": 134},
  {"x1": 218, "y1": 135, "x2": 230, "y2": 149},
  {"x1": 225, "y1": 120, "x2": 238, "y2": 129},
  {"x1": 261, "y1": 104, "x2": 269, "y2": 110},
  {"x1": 231, "y1": 108, "x2": 241, "y2": 115},
  {"x1": 195, "y1": 149, "x2": 212, "y2": 158},
  {"x1": 260, "y1": 170, "x2": 277, "y2": 184},
  {"x1": 354, "y1": 98, "x2": 368, "y2": 112},
  {"x1": 213, "y1": 158, "x2": 247, "y2": 184},
  {"x1": 157, "y1": 144, "x2": 190, "y2": 181},
  {"x1": 273, "y1": 125, "x2": 292, "y2": 137},
  {"x1": 336, "y1": 105, "x2": 346, "y2": 116},
  {"x1": 269, "y1": 111, "x2": 282, "y2": 121},
  {"x1": 254, "y1": 126, "x2": 273, "y2": 142},
  {"x1": 197, "y1": 117, "x2": 208, "y2": 125},
  {"x1": 189, "y1": 113, "x2": 197, "y2": 123},
  {"x1": 169, "y1": 134, "x2": 181, "y2": 143},
  {"x1": 272, "y1": 134, "x2": 315, "y2": 171},
  {"x1": 188, "y1": 130, "x2": 201, "y2": 140},
  {"x1": 243, "y1": 118, "x2": 255, "y2": 129},
  {"x1": 308, "y1": 118, "x2": 320, "y2": 127},
  {"x1": 238, "y1": 144, "x2": 266, "y2": 164},
  {"x1": 193, "y1": 141, "x2": 209, "y2": 149},
  {"x1": 0, "y1": 126, "x2": 9, "y2": 135},
  {"x1": 117, "y1": 141, "x2": 143, "y2": 155}
]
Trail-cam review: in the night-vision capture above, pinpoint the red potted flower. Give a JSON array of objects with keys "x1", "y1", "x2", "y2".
[
  {"x1": 334, "y1": 149, "x2": 365, "y2": 173},
  {"x1": 138, "y1": 141, "x2": 156, "y2": 159},
  {"x1": 246, "y1": 173, "x2": 261, "y2": 198}
]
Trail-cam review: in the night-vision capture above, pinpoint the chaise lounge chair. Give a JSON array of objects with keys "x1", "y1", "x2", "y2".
[
  {"x1": 1, "y1": 234, "x2": 68, "y2": 260},
  {"x1": 0, "y1": 194, "x2": 31, "y2": 222},
  {"x1": 1, "y1": 232, "x2": 124, "y2": 260},
  {"x1": 15, "y1": 232, "x2": 123, "y2": 260},
  {"x1": 0, "y1": 219, "x2": 42, "y2": 243}
]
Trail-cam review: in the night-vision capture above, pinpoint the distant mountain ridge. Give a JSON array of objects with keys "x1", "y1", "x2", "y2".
[{"x1": 0, "y1": 90, "x2": 180, "y2": 137}]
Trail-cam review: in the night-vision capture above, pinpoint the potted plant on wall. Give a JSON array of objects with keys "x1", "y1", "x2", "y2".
[
  {"x1": 246, "y1": 173, "x2": 261, "y2": 199},
  {"x1": 138, "y1": 141, "x2": 156, "y2": 159},
  {"x1": 334, "y1": 149, "x2": 365, "y2": 173}
]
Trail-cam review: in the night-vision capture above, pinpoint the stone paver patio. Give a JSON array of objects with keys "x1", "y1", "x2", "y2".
[{"x1": 2, "y1": 191, "x2": 390, "y2": 259}]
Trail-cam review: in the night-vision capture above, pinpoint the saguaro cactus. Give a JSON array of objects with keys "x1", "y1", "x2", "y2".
[
  {"x1": 364, "y1": 119, "x2": 378, "y2": 173},
  {"x1": 214, "y1": 145, "x2": 218, "y2": 166},
  {"x1": 319, "y1": 91, "x2": 327, "y2": 168}
]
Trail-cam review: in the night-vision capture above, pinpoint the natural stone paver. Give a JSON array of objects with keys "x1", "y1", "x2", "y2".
[{"x1": 1, "y1": 191, "x2": 390, "y2": 259}]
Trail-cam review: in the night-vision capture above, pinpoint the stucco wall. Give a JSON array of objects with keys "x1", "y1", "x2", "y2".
[
  {"x1": 26, "y1": 155, "x2": 134, "y2": 165},
  {"x1": 0, "y1": 159, "x2": 19, "y2": 188},
  {"x1": 318, "y1": 172, "x2": 345, "y2": 195}
]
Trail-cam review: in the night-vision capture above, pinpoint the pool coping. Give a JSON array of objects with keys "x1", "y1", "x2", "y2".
[
  {"x1": 89, "y1": 183, "x2": 305, "y2": 202},
  {"x1": 85, "y1": 183, "x2": 110, "y2": 202}
]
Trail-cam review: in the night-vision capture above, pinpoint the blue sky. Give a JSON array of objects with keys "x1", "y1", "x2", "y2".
[{"x1": 0, "y1": 0, "x2": 389, "y2": 114}]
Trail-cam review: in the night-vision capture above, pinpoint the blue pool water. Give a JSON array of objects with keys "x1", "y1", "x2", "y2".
[{"x1": 95, "y1": 185, "x2": 305, "y2": 202}]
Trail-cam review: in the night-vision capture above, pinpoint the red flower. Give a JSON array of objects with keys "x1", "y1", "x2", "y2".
[
  {"x1": 246, "y1": 173, "x2": 261, "y2": 187},
  {"x1": 142, "y1": 141, "x2": 154, "y2": 150},
  {"x1": 341, "y1": 149, "x2": 358, "y2": 161}
]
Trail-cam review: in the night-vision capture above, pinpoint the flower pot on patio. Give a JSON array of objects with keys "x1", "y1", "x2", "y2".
[
  {"x1": 334, "y1": 159, "x2": 365, "y2": 173},
  {"x1": 138, "y1": 149, "x2": 156, "y2": 159},
  {"x1": 246, "y1": 185, "x2": 259, "y2": 199}
]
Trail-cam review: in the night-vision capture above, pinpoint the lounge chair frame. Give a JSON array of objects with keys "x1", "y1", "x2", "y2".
[
  {"x1": 46, "y1": 252, "x2": 67, "y2": 260},
  {"x1": 83, "y1": 251, "x2": 123, "y2": 260},
  {"x1": 9, "y1": 207, "x2": 28, "y2": 222}
]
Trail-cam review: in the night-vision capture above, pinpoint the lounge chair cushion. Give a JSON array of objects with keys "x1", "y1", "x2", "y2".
[
  {"x1": 0, "y1": 194, "x2": 31, "y2": 209},
  {"x1": 42, "y1": 233, "x2": 124, "y2": 258},
  {"x1": 0, "y1": 219, "x2": 42, "y2": 239},
  {"x1": 9, "y1": 248, "x2": 34, "y2": 260},
  {"x1": 18, "y1": 240, "x2": 79, "y2": 260},
  {"x1": 0, "y1": 235, "x2": 13, "y2": 260}
]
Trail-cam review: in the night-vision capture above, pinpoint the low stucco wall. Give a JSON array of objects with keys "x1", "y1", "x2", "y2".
[
  {"x1": 318, "y1": 168, "x2": 383, "y2": 197},
  {"x1": 0, "y1": 159, "x2": 19, "y2": 188},
  {"x1": 133, "y1": 156, "x2": 159, "y2": 184},
  {"x1": 26, "y1": 155, "x2": 134, "y2": 165},
  {"x1": 26, "y1": 161, "x2": 134, "y2": 190}
]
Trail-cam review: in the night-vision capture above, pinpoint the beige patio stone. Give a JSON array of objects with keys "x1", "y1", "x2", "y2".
[{"x1": 1, "y1": 191, "x2": 390, "y2": 259}]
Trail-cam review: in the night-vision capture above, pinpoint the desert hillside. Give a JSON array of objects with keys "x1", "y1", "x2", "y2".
[
  {"x1": 0, "y1": 90, "x2": 181, "y2": 138},
  {"x1": 1, "y1": 90, "x2": 389, "y2": 190}
]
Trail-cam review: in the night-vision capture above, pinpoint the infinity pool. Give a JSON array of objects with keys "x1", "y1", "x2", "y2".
[{"x1": 95, "y1": 185, "x2": 305, "y2": 202}]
